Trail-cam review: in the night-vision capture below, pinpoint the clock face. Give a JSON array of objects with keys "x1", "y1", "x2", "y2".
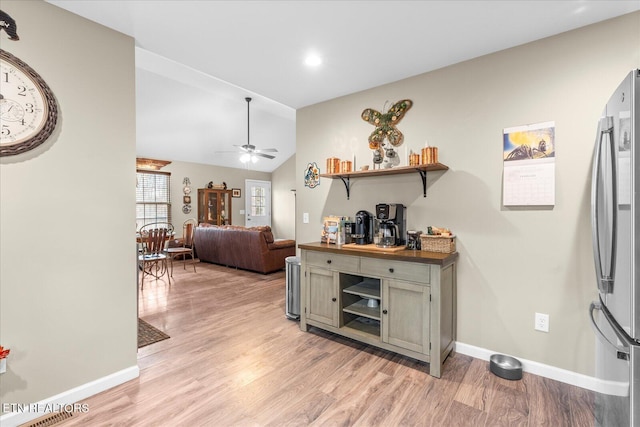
[{"x1": 0, "y1": 49, "x2": 58, "y2": 156}]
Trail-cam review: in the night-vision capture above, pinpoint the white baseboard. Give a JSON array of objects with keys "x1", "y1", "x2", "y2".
[
  {"x1": 0, "y1": 365, "x2": 139, "y2": 427},
  {"x1": 455, "y1": 342, "x2": 627, "y2": 396}
]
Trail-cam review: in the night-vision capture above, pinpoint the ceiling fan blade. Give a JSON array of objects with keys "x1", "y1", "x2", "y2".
[
  {"x1": 233, "y1": 144, "x2": 250, "y2": 152},
  {"x1": 254, "y1": 152, "x2": 275, "y2": 159},
  {"x1": 256, "y1": 148, "x2": 278, "y2": 153}
]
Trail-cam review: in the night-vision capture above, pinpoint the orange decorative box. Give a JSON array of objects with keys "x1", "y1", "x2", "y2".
[
  {"x1": 326, "y1": 157, "x2": 340, "y2": 173},
  {"x1": 421, "y1": 147, "x2": 439, "y2": 164}
]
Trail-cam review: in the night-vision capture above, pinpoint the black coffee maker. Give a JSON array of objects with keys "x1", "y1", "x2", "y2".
[
  {"x1": 375, "y1": 203, "x2": 406, "y2": 246},
  {"x1": 353, "y1": 210, "x2": 373, "y2": 245}
]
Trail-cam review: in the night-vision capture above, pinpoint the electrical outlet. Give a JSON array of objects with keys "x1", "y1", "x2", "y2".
[
  {"x1": 303, "y1": 212, "x2": 309, "y2": 224},
  {"x1": 535, "y1": 312, "x2": 549, "y2": 332}
]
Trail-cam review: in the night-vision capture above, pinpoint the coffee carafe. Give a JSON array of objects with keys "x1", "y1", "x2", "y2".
[
  {"x1": 378, "y1": 221, "x2": 399, "y2": 247},
  {"x1": 375, "y1": 203, "x2": 406, "y2": 247}
]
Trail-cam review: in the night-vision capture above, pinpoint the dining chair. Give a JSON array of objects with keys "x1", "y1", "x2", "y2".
[
  {"x1": 138, "y1": 223, "x2": 174, "y2": 289},
  {"x1": 166, "y1": 218, "x2": 197, "y2": 277}
]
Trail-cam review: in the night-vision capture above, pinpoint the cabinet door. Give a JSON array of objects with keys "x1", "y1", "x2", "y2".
[
  {"x1": 382, "y1": 279, "x2": 430, "y2": 354},
  {"x1": 219, "y1": 191, "x2": 231, "y2": 224},
  {"x1": 197, "y1": 189, "x2": 232, "y2": 225},
  {"x1": 197, "y1": 189, "x2": 209, "y2": 224},
  {"x1": 305, "y1": 266, "x2": 338, "y2": 327},
  {"x1": 207, "y1": 191, "x2": 220, "y2": 223}
]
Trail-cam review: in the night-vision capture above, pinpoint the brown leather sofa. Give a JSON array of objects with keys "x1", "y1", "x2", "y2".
[{"x1": 194, "y1": 224, "x2": 296, "y2": 274}]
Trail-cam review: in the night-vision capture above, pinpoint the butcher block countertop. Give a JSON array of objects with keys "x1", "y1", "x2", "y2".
[{"x1": 298, "y1": 242, "x2": 458, "y2": 266}]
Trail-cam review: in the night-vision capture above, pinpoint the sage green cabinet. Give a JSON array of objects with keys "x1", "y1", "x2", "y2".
[
  {"x1": 383, "y1": 278, "x2": 430, "y2": 354},
  {"x1": 305, "y1": 266, "x2": 338, "y2": 327},
  {"x1": 299, "y1": 244, "x2": 457, "y2": 378}
]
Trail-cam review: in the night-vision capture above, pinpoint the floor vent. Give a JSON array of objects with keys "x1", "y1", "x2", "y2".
[{"x1": 20, "y1": 411, "x2": 73, "y2": 427}]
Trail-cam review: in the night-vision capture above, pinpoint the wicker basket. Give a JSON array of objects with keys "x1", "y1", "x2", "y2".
[{"x1": 420, "y1": 234, "x2": 456, "y2": 253}]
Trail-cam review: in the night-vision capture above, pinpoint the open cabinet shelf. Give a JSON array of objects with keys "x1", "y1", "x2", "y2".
[{"x1": 343, "y1": 279, "x2": 381, "y2": 299}]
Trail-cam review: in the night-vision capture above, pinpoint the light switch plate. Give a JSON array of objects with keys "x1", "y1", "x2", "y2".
[{"x1": 303, "y1": 212, "x2": 309, "y2": 223}]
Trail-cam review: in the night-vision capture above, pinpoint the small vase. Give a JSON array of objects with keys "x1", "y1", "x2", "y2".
[{"x1": 0, "y1": 358, "x2": 6, "y2": 374}]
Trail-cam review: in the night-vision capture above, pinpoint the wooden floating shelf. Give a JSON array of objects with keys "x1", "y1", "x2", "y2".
[
  {"x1": 320, "y1": 163, "x2": 448, "y2": 178},
  {"x1": 319, "y1": 163, "x2": 449, "y2": 199}
]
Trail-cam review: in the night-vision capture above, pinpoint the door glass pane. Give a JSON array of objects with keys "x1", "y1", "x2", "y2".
[
  {"x1": 220, "y1": 193, "x2": 228, "y2": 223},
  {"x1": 251, "y1": 186, "x2": 266, "y2": 217}
]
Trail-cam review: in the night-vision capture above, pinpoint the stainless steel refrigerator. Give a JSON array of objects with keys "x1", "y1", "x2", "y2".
[{"x1": 589, "y1": 69, "x2": 639, "y2": 427}]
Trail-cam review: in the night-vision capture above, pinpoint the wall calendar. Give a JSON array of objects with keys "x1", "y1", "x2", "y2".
[{"x1": 502, "y1": 121, "x2": 556, "y2": 206}]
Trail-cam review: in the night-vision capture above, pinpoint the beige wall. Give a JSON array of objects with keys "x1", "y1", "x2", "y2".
[
  {"x1": 0, "y1": 0, "x2": 137, "y2": 411},
  {"x1": 271, "y1": 154, "x2": 297, "y2": 240},
  {"x1": 162, "y1": 160, "x2": 271, "y2": 228},
  {"x1": 296, "y1": 12, "x2": 640, "y2": 376}
]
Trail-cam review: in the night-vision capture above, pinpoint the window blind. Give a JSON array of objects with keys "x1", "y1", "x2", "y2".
[{"x1": 136, "y1": 170, "x2": 171, "y2": 230}]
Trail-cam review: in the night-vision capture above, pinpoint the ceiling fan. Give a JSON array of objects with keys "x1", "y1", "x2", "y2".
[{"x1": 217, "y1": 97, "x2": 278, "y2": 163}]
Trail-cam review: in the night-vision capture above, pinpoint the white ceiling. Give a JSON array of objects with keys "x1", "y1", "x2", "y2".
[{"x1": 47, "y1": 1, "x2": 640, "y2": 172}]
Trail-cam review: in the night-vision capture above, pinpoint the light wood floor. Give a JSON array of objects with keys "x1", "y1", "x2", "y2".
[{"x1": 56, "y1": 261, "x2": 595, "y2": 426}]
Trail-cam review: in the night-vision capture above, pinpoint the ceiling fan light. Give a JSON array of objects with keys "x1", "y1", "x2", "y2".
[
  {"x1": 251, "y1": 155, "x2": 259, "y2": 163},
  {"x1": 240, "y1": 153, "x2": 251, "y2": 163}
]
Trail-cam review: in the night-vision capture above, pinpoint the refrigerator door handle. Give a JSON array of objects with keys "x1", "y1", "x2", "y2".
[
  {"x1": 590, "y1": 300, "x2": 630, "y2": 359},
  {"x1": 590, "y1": 116, "x2": 618, "y2": 294}
]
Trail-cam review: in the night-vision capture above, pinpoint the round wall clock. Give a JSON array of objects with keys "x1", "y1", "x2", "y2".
[{"x1": 0, "y1": 49, "x2": 58, "y2": 156}]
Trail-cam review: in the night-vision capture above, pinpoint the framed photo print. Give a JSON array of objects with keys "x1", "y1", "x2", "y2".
[
  {"x1": 183, "y1": 195, "x2": 191, "y2": 204},
  {"x1": 232, "y1": 188, "x2": 241, "y2": 198}
]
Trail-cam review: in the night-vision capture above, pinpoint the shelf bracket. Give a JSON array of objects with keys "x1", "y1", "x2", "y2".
[
  {"x1": 418, "y1": 170, "x2": 427, "y2": 197},
  {"x1": 339, "y1": 176, "x2": 351, "y2": 200}
]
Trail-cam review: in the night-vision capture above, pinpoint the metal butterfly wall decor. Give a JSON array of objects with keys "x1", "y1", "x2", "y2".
[{"x1": 361, "y1": 99, "x2": 413, "y2": 149}]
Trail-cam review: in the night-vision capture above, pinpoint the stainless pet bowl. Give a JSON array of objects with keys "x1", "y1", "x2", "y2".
[{"x1": 489, "y1": 354, "x2": 523, "y2": 380}]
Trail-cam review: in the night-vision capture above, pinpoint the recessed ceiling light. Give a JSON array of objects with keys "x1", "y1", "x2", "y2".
[{"x1": 305, "y1": 54, "x2": 322, "y2": 67}]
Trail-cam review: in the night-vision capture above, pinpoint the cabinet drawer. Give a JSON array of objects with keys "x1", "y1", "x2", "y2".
[
  {"x1": 360, "y1": 258, "x2": 430, "y2": 283},
  {"x1": 305, "y1": 251, "x2": 359, "y2": 273}
]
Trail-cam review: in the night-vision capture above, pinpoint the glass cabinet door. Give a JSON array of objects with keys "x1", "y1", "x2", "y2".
[
  {"x1": 220, "y1": 192, "x2": 229, "y2": 224},
  {"x1": 207, "y1": 191, "x2": 219, "y2": 223},
  {"x1": 197, "y1": 189, "x2": 232, "y2": 225}
]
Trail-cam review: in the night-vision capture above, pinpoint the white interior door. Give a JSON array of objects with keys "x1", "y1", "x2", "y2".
[{"x1": 245, "y1": 179, "x2": 271, "y2": 227}]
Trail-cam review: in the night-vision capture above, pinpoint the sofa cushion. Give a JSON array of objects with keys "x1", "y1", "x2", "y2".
[
  {"x1": 267, "y1": 240, "x2": 294, "y2": 250},
  {"x1": 242, "y1": 225, "x2": 274, "y2": 242},
  {"x1": 262, "y1": 230, "x2": 274, "y2": 243},
  {"x1": 198, "y1": 223, "x2": 217, "y2": 228}
]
